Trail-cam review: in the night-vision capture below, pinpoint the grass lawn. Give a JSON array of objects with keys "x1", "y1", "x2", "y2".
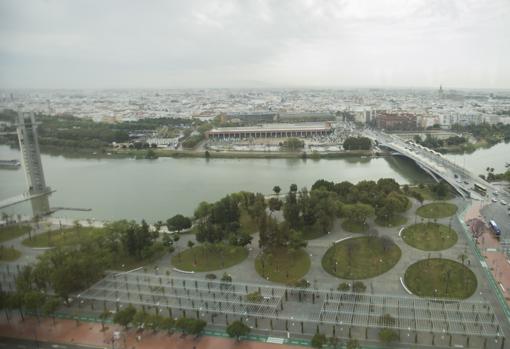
[
  {"x1": 416, "y1": 202, "x2": 458, "y2": 219},
  {"x1": 322, "y1": 236, "x2": 401, "y2": 279},
  {"x1": 0, "y1": 225, "x2": 31, "y2": 243},
  {"x1": 375, "y1": 215, "x2": 408, "y2": 228},
  {"x1": 341, "y1": 220, "x2": 369, "y2": 233},
  {"x1": 402, "y1": 223, "x2": 457, "y2": 251},
  {"x1": 255, "y1": 247, "x2": 310, "y2": 284},
  {"x1": 22, "y1": 227, "x2": 101, "y2": 247},
  {"x1": 172, "y1": 244, "x2": 248, "y2": 272},
  {"x1": 404, "y1": 259, "x2": 477, "y2": 299},
  {"x1": 0, "y1": 246, "x2": 21, "y2": 261}
]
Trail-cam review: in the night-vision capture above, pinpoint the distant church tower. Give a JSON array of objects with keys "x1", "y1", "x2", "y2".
[
  {"x1": 16, "y1": 110, "x2": 51, "y2": 216},
  {"x1": 438, "y1": 85, "x2": 444, "y2": 98}
]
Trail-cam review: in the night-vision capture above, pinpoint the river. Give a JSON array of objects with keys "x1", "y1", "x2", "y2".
[{"x1": 1, "y1": 143, "x2": 508, "y2": 222}]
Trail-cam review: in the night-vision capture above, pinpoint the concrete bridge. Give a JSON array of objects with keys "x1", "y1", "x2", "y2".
[{"x1": 366, "y1": 129, "x2": 495, "y2": 199}]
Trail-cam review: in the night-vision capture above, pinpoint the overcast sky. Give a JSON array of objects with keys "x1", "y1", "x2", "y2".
[{"x1": 0, "y1": 0, "x2": 509, "y2": 89}]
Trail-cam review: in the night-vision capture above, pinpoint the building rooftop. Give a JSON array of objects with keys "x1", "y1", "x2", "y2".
[{"x1": 208, "y1": 122, "x2": 332, "y2": 133}]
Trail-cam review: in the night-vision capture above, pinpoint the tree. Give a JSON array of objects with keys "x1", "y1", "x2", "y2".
[
  {"x1": 221, "y1": 273, "x2": 232, "y2": 283},
  {"x1": 283, "y1": 191, "x2": 300, "y2": 228},
  {"x1": 146, "y1": 314, "x2": 163, "y2": 332},
  {"x1": 268, "y1": 197, "x2": 283, "y2": 213},
  {"x1": 346, "y1": 339, "x2": 360, "y2": 349},
  {"x1": 187, "y1": 240, "x2": 195, "y2": 249},
  {"x1": 458, "y1": 252, "x2": 468, "y2": 265},
  {"x1": 343, "y1": 203, "x2": 374, "y2": 226},
  {"x1": 132, "y1": 310, "x2": 148, "y2": 329},
  {"x1": 166, "y1": 214, "x2": 192, "y2": 233},
  {"x1": 432, "y1": 180, "x2": 449, "y2": 199},
  {"x1": 189, "y1": 319, "x2": 206, "y2": 336},
  {"x1": 379, "y1": 328, "x2": 399, "y2": 344},
  {"x1": 6, "y1": 292, "x2": 24, "y2": 321},
  {"x1": 99, "y1": 310, "x2": 111, "y2": 331},
  {"x1": 161, "y1": 317, "x2": 175, "y2": 334},
  {"x1": 328, "y1": 336, "x2": 341, "y2": 349},
  {"x1": 343, "y1": 136, "x2": 372, "y2": 150},
  {"x1": 0, "y1": 291, "x2": 6, "y2": 322},
  {"x1": 42, "y1": 297, "x2": 60, "y2": 326},
  {"x1": 144, "y1": 149, "x2": 158, "y2": 159},
  {"x1": 311, "y1": 333, "x2": 327, "y2": 348},
  {"x1": 23, "y1": 291, "x2": 46, "y2": 322},
  {"x1": 379, "y1": 313, "x2": 396, "y2": 327},
  {"x1": 230, "y1": 232, "x2": 253, "y2": 247},
  {"x1": 352, "y1": 281, "x2": 366, "y2": 293},
  {"x1": 273, "y1": 186, "x2": 281, "y2": 196},
  {"x1": 311, "y1": 179, "x2": 335, "y2": 192},
  {"x1": 282, "y1": 137, "x2": 305, "y2": 150},
  {"x1": 290, "y1": 183, "x2": 298, "y2": 192},
  {"x1": 113, "y1": 304, "x2": 136, "y2": 329},
  {"x1": 337, "y1": 282, "x2": 350, "y2": 292},
  {"x1": 176, "y1": 317, "x2": 206, "y2": 336},
  {"x1": 194, "y1": 201, "x2": 212, "y2": 221},
  {"x1": 226, "y1": 320, "x2": 250, "y2": 341}
]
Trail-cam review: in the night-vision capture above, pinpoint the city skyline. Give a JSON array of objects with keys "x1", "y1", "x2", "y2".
[{"x1": 1, "y1": 0, "x2": 510, "y2": 89}]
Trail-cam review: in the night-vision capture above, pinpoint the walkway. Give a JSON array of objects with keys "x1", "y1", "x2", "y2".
[{"x1": 0, "y1": 316, "x2": 304, "y2": 349}]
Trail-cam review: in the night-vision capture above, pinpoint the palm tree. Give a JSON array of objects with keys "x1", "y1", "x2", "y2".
[{"x1": 458, "y1": 251, "x2": 468, "y2": 265}]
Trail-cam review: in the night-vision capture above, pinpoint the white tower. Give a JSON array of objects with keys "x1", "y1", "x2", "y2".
[{"x1": 16, "y1": 110, "x2": 51, "y2": 216}]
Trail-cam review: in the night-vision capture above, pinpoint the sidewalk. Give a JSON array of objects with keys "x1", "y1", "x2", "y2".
[
  {"x1": 463, "y1": 201, "x2": 510, "y2": 305},
  {"x1": 0, "y1": 316, "x2": 304, "y2": 349}
]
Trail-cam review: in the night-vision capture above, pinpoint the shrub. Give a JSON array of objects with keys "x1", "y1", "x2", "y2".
[
  {"x1": 337, "y1": 282, "x2": 350, "y2": 292},
  {"x1": 352, "y1": 281, "x2": 366, "y2": 293}
]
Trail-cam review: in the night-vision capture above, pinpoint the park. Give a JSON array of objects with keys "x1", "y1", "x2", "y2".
[{"x1": 0, "y1": 178, "x2": 501, "y2": 349}]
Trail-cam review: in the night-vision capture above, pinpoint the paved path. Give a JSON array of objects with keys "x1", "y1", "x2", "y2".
[{"x1": 0, "y1": 316, "x2": 306, "y2": 349}]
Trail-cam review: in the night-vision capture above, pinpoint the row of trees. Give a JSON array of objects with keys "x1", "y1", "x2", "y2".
[
  {"x1": 0, "y1": 289, "x2": 60, "y2": 325},
  {"x1": 112, "y1": 305, "x2": 254, "y2": 341},
  {"x1": 481, "y1": 167, "x2": 510, "y2": 182},
  {"x1": 451, "y1": 122, "x2": 510, "y2": 143},
  {"x1": 414, "y1": 134, "x2": 467, "y2": 149},
  {"x1": 311, "y1": 334, "x2": 360, "y2": 349},
  {"x1": 281, "y1": 137, "x2": 305, "y2": 150},
  {"x1": 342, "y1": 136, "x2": 372, "y2": 150},
  {"x1": 113, "y1": 304, "x2": 206, "y2": 336}
]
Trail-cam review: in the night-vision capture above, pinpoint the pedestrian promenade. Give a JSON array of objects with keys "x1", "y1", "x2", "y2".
[{"x1": 0, "y1": 316, "x2": 304, "y2": 349}]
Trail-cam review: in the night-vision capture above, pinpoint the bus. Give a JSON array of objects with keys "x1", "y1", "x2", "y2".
[
  {"x1": 474, "y1": 183, "x2": 487, "y2": 195},
  {"x1": 489, "y1": 220, "x2": 501, "y2": 238}
]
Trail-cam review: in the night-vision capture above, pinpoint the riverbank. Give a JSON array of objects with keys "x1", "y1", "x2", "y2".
[
  {"x1": 1, "y1": 142, "x2": 376, "y2": 160},
  {"x1": 118, "y1": 148, "x2": 376, "y2": 160},
  {"x1": 437, "y1": 139, "x2": 498, "y2": 155}
]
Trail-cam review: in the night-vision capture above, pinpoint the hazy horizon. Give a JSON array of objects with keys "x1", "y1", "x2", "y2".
[{"x1": 1, "y1": 0, "x2": 510, "y2": 90}]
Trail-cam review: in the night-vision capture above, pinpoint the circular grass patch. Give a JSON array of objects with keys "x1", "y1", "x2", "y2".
[
  {"x1": 0, "y1": 246, "x2": 21, "y2": 261},
  {"x1": 416, "y1": 202, "x2": 457, "y2": 219},
  {"x1": 402, "y1": 223, "x2": 457, "y2": 251},
  {"x1": 404, "y1": 259, "x2": 477, "y2": 299},
  {"x1": 255, "y1": 248, "x2": 310, "y2": 284},
  {"x1": 171, "y1": 244, "x2": 248, "y2": 272},
  {"x1": 322, "y1": 236, "x2": 401, "y2": 279}
]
